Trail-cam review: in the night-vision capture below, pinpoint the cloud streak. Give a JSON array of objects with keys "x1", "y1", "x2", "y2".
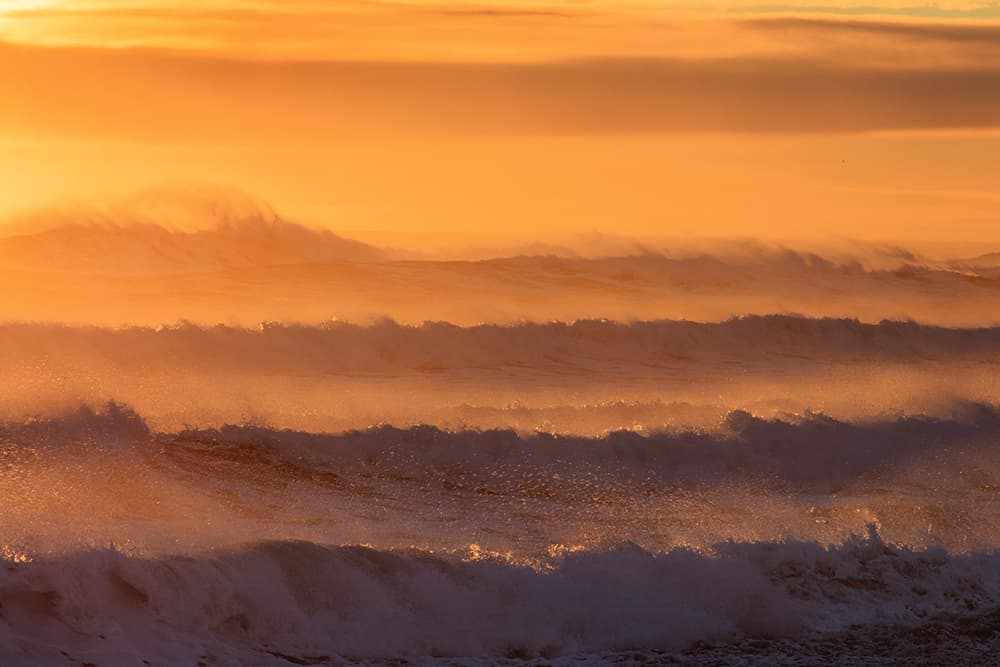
[
  {"x1": 744, "y1": 15, "x2": 1000, "y2": 45},
  {"x1": 4, "y1": 40, "x2": 1000, "y2": 138},
  {"x1": 735, "y1": 3, "x2": 1000, "y2": 18}
]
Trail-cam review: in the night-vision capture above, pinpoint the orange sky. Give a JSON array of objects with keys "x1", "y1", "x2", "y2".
[{"x1": 2, "y1": 1, "x2": 999, "y2": 241}]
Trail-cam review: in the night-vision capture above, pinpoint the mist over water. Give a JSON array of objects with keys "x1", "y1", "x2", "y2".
[
  {"x1": 2, "y1": 202, "x2": 1000, "y2": 665},
  {"x1": 2, "y1": 198, "x2": 1000, "y2": 327}
]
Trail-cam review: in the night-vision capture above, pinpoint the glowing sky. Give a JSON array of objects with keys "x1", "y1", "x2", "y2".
[
  {"x1": 2, "y1": 1, "x2": 999, "y2": 240},
  {"x1": 4, "y1": 1, "x2": 1000, "y2": 57}
]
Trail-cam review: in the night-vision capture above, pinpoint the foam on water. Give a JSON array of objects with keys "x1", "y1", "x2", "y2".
[
  {"x1": 3, "y1": 530, "x2": 1000, "y2": 666},
  {"x1": 0, "y1": 313, "x2": 996, "y2": 664}
]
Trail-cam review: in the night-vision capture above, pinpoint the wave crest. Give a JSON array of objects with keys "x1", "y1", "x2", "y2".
[
  {"x1": 6, "y1": 401, "x2": 1000, "y2": 491},
  {"x1": 3, "y1": 316, "x2": 1000, "y2": 374},
  {"x1": 2, "y1": 531, "x2": 998, "y2": 663}
]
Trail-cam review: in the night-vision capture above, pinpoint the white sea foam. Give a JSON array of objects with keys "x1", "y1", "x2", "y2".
[{"x1": 2, "y1": 530, "x2": 999, "y2": 666}]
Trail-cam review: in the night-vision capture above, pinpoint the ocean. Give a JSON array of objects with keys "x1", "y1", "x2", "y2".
[{"x1": 2, "y1": 225, "x2": 1000, "y2": 665}]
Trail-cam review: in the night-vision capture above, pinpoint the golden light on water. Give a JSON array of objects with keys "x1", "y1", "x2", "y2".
[{"x1": 2, "y1": 2, "x2": 1000, "y2": 664}]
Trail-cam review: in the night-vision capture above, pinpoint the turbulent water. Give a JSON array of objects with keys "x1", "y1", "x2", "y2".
[{"x1": 2, "y1": 217, "x2": 1000, "y2": 665}]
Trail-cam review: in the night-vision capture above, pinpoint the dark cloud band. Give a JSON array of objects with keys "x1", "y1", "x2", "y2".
[{"x1": 4, "y1": 40, "x2": 1000, "y2": 137}]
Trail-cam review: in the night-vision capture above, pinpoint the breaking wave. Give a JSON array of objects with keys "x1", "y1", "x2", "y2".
[
  {"x1": 4, "y1": 405, "x2": 1000, "y2": 663},
  {"x1": 2, "y1": 531, "x2": 1000, "y2": 665},
  {"x1": 2, "y1": 208, "x2": 1000, "y2": 326},
  {"x1": 3, "y1": 401, "x2": 1000, "y2": 488},
  {"x1": 3, "y1": 401, "x2": 1000, "y2": 553},
  {"x1": 157, "y1": 404, "x2": 1000, "y2": 490},
  {"x1": 3, "y1": 316, "x2": 1000, "y2": 374}
]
